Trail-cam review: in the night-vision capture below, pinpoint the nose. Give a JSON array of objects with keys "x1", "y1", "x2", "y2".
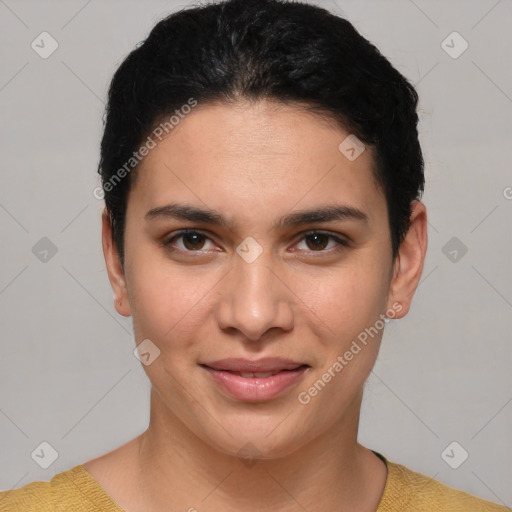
[{"x1": 215, "y1": 249, "x2": 294, "y2": 342}]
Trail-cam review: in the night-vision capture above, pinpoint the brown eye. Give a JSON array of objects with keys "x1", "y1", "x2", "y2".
[
  {"x1": 294, "y1": 231, "x2": 349, "y2": 253},
  {"x1": 183, "y1": 233, "x2": 204, "y2": 251},
  {"x1": 164, "y1": 230, "x2": 215, "y2": 252},
  {"x1": 181, "y1": 232, "x2": 206, "y2": 250},
  {"x1": 304, "y1": 233, "x2": 330, "y2": 251}
]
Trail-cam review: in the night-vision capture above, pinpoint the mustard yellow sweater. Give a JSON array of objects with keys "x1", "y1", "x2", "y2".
[{"x1": 0, "y1": 457, "x2": 510, "y2": 511}]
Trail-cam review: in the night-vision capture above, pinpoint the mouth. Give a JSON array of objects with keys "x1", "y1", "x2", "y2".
[{"x1": 199, "y1": 358, "x2": 310, "y2": 402}]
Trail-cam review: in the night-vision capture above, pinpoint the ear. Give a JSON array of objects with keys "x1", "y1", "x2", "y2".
[
  {"x1": 101, "y1": 208, "x2": 131, "y2": 317},
  {"x1": 386, "y1": 200, "x2": 428, "y2": 318}
]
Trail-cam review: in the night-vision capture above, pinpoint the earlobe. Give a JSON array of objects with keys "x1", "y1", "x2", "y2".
[
  {"x1": 387, "y1": 200, "x2": 428, "y2": 319},
  {"x1": 101, "y1": 208, "x2": 131, "y2": 317}
]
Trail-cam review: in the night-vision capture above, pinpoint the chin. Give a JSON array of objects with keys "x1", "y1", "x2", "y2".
[
  {"x1": 193, "y1": 411, "x2": 317, "y2": 462},
  {"x1": 209, "y1": 433, "x2": 304, "y2": 462}
]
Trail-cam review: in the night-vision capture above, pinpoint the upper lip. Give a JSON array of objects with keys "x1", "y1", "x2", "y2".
[{"x1": 201, "y1": 358, "x2": 308, "y2": 373}]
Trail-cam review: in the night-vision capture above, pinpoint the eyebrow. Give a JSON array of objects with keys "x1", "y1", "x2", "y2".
[{"x1": 145, "y1": 203, "x2": 368, "y2": 229}]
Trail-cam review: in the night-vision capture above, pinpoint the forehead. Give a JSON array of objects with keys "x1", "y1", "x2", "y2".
[{"x1": 128, "y1": 99, "x2": 386, "y2": 228}]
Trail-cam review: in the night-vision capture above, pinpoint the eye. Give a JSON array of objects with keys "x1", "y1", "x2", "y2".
[
  {"x1": 294, "y1": 231, "x2": 349, "y2": 253},
  {"x1": 163, "y1": 229, "x2": 216, "y2": 252},
  {"x1": 163, "y1": 229, "x2": 349, "y2": 255}
]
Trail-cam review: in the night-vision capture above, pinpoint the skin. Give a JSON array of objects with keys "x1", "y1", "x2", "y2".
[{"x1": 84, "y1": 99, "x2": 427, "y2": 512}]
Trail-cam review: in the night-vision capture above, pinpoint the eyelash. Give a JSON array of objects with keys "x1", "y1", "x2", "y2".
[{"x1": 162, "y1": 229, "x2": 350, "y2": 255}]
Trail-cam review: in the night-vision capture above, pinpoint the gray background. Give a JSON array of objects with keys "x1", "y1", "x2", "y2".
[{"x1": 1, "y1": 0, "x2": 511, "y2": 506}]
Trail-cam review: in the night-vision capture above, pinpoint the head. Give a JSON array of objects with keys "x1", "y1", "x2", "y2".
[{"x1": 100, "y1": 0, "x2": 427, "y2": 459}]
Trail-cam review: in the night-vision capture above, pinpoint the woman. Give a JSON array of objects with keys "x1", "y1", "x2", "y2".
[{"x1": 1, "y1": 0, "x2": 509, "y2": 510}]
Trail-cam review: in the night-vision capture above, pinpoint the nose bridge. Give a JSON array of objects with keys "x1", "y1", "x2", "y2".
[{"x1": 216, "y1": 246, "x2": 293, "y2": 341}]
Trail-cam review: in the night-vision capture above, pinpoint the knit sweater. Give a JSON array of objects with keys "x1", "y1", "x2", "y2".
[{"x1": 1, "y1": 456, "x2": 510, "y2": 511}]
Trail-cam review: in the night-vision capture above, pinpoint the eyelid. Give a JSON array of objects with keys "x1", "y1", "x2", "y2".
[
  {"x1": 290, "y1": 230, "x2": 350, "y2": 254},
  {"x1": 299, "y1": 229, "x2": 350, "y2": 246},
  {"x1": 163, "y1": 228, "x2": 217, "y2": 251}
]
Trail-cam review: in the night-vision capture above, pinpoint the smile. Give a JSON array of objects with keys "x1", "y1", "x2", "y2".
[{"x1": 200, "y1": 358, "x2": 310, "y2": 402}]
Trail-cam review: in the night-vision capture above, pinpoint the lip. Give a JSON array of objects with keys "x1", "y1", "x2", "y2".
[
  {"x1": 202, "y1": 357, "x2": 306, "y2": 373},
  {"x1": 200, "y1": 358, "x2": 310, "y2": 402}
]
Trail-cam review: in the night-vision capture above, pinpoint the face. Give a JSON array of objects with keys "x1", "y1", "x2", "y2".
[{"x1": 103, "y1": 99, "x2": 426, "y2": 459}]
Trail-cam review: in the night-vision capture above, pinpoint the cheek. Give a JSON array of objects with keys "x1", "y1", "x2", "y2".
[
  {"x1": 127, "y1": 264, "x2": 209, "y2": 395},
  {"x1": 126, "y1": 251, "x2": 212, "y2": 350},
  {"x1": 293, "y1": 260, "x2": 390, "y2": 399},
  {"x1": 296, "y1": 260, "x2": 391, "y2": 343}
]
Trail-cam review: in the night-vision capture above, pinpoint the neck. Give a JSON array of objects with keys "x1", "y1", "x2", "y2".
[{"x1": 135, "y1": 386, "x2": 387, "y2": 512}]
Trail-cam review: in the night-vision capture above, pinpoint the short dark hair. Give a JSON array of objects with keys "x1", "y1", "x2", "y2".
[{"x1": 98, "y1": 0, "x2": 424, "y2": 266}]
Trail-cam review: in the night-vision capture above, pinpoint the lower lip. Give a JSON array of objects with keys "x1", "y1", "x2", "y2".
[{"x1": 202, "y1": 365, "x2": 309, "y2": 402}]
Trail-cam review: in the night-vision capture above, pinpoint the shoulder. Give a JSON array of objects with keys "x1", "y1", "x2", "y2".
[
  {"x1": 0, "y1": 465, "x2": 123, "y2": 512},
  {"x1": 378, "y1": 460, "x2": 511, "y2": 512}
]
